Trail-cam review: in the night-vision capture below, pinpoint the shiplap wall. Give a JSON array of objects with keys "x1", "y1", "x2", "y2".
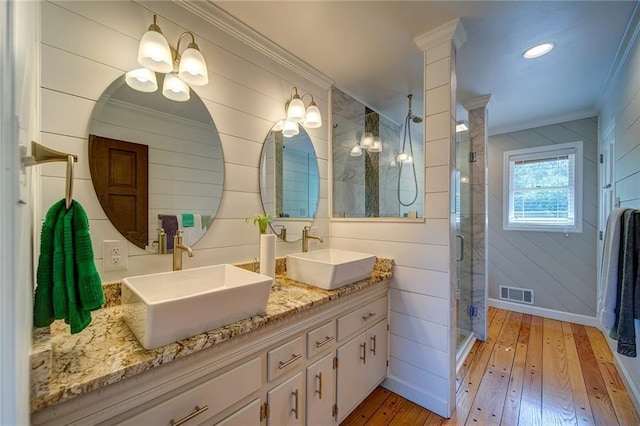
[
  {"x1": 333, "y1": 38, "x2": 457, "y2": 417},
  {"x1": 38, "y1": 0, "x2": 329, "y2": 282},
  {"x1": 599, "y1": 4, "x2": 640, "y2": 406},
  {"x1": 488, "y1": 117, "x2": 599, "y2": 316}
]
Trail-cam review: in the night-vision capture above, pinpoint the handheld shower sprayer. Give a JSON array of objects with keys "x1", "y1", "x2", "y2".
[{"x1": 397, "y1": 94, "x2": 420, "y2": 207}]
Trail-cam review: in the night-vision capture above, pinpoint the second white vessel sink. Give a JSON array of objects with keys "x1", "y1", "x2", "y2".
[
  {"x1": 121, "y1": 264, "x2": 272, "y2": 349},
  {"x1": 287, "y1": 249, "x2": 376, "y2": 290}
]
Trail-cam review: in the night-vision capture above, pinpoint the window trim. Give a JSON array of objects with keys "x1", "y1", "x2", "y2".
[{"x1": 503, "y1": 141, "x2": 583, "y2": 233}]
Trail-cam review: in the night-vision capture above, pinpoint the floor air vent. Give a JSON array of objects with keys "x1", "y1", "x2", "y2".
[{"x1": 500, "y1": 285, "x2": 534, "y2": 304}]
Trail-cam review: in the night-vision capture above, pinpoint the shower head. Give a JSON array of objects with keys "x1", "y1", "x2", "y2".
[{"x1": 405, "y1": 94, "x2": 422, "y2": 123}]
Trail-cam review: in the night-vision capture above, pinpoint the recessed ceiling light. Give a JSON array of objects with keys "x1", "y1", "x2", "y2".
[{"x1": 522, "y1": 42, "x2": 555, "y2": 59}]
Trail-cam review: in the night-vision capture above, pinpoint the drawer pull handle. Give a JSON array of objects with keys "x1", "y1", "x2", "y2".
[
  {"x1": 316, "y1": 372, "x2": 323, "y2": 399},
  {"x1": 360, "y1": 342, "x2": 367, "y2": 364},
  {"x1": 279, "y1": 353, "x2": 302, "y2": 369},
  {"x1": 362, "y1": 312, "x2": 376, "y2": 321},
  {"x1": 315, "y1": 335, "x2": 335, "y2": 348},
  {"x1": 291, "y1": 389, "x2": 299, "y2": 419},
  {"x1": 170, "y1": 405, "x2": 209, "y2": 426},
  {"x1": 370, "y1": 334, "x2": 377, "y2": 355}
]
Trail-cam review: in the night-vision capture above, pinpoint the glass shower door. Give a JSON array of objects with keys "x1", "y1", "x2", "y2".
[{"x1": 455, "y1": 128, "x2": 473, "y2": 351}]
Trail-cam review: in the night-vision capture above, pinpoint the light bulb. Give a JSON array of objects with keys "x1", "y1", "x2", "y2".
[
  {"x1": 178, "y1": 44, "x2": 208, "y2": 86},
  {"x1": 360, "y1": 132, "x2": 374, "y2": 147},
  {"x1": 350, "y1": 145, "x2": 363, "y2": 157},
  {"x1": 125, "y1": 68, "x2": 158, "y2": 92},
  {"x1": 397, "y1": 152, "x2": 408, "y2": 162},
  {"x1": 368, "y1": 137, "x2": 382, "y2": 153},
  {"x1": 282, "y1": 120, "x2": 299, "y2": 137},
  {"x1": 137, "y1": 18, "x2": 173, "y2": 73},
  {"x1": 303, "y1": 101, "x2": 322, "y2": 128},
  {"x1": 162, "y1": 73, "x2": 190, "y2": 102},
  {"x1": 286, "y1": 95, "x2": 306, "y2": 123}
]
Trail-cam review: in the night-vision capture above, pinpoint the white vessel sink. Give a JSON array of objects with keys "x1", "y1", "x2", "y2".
[
  {"x1": 121, "y1": 264, "x2": 272, "y2": 349},
  {"x1": 286, "y1": 249, "x2": 376, "y2": 290}
]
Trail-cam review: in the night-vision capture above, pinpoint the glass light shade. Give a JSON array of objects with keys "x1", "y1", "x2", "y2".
[
  {"x1": 404, "y1": 155, "x2": 413, "y2": 163},
  {"x1": 282, "y1": 120, "x2": 299, "y2": 137},
  {"x1": 138, "y1": 30, "x2": 173, "y2": 73},
  {"x1": 162, "y1": 73, "x2": 190, "y2": 102},
  {"x1": 272, "y1": 120, "x2": 285, "y2": 132},
  {"x1": 360, "y1": 132, "x2": 374, "y2": 147},
  {"x1": 303, "y1": 103, "x2": 322, "y2": 128},
  {"x1": 389, "y1": 159, "x2": 397, "y2": 168},
  {"x1": 178, "y1": 47, "x2": 208, "y2": 86},
  {"x1": 287, "y1": 96, "x2": 306, "y2": 123},
  {"x1": 396, "y1": 151, "x2": 408, "y2": 162},
  {"x1": 125, "y1": 68, "x2": 158, "y2": 92},
  {"x1": 368, "y1": 138, "x2": 382, "y2": 153},
  {"x1": 350, "y1": 145, "x2": 363, "y2": 157}
]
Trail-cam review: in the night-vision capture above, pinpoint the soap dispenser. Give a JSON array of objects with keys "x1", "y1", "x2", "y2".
[{"x1": 158, "y1": 228, "x2": 167, "y2": 254}]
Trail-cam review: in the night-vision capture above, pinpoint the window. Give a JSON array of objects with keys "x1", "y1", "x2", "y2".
[{"x1": 503, "y1": 141, "x2": 583, "y2": 232}]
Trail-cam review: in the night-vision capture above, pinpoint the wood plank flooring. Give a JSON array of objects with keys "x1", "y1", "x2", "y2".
[{"x1": 340, "y1": 307, "x2": 640, "y2": 426}]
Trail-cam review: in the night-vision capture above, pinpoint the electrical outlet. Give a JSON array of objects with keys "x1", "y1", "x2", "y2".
[{"x1": 103, "y1": 240, "x2": 128, "y2": 272}]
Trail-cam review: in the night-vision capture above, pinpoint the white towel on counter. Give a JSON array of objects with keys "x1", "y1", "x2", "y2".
[{"x1": 598, "y1": 207, "x2": 630, "y2": 328}]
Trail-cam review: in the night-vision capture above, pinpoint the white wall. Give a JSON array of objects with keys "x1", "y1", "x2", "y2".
[
  {"x1": 332, "y1": 38, "x2": 458, "y2": 417},
  {"x1": 599, "y1": 3, "x2": 640, "y2": 407},
  {"x1": 1, "y1": 0, "x2": 38, "y2": 423},
  {"x1": 38, "y1": 0, "x2": 330, "y2": 282},
  {"x1": 488, "y1": 117, "x2": 599, "y2": 316}
]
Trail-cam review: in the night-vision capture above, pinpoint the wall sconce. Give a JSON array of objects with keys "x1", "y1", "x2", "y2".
[
  {"x1": 284, "y1": 87, "x2": 322, "y2": 130},
  {"x1": 126, "y1": 14, "x2": 209, "y2": 102}
]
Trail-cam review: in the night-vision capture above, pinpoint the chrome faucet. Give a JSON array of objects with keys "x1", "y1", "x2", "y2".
[
  {"x1": 302, "y1": 226, "x2": 323, "y2": 252},
  {"x1": 173, "y1": 230, "x2": 194, "y2": 271}
]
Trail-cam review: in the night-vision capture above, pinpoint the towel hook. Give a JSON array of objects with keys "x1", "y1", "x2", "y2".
[
  {"x1": 65, "y1": 154, "x2": 74, "y2": 209},
  {"x1": 21, "y1": 141, "x2": 78, "y2": 209}
]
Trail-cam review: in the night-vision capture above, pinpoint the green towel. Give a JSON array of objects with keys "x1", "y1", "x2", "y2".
[
  {"x1": 33, "y1": 200, "x2": 104, "y2": 334},
  {"x1": 201, "y1": 214, "x2": 213, "y2": 230},
  {"x1": 182, "y1": 213, "x2": 194, "y2": 228}
]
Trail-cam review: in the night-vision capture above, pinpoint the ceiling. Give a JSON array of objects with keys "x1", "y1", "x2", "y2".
[{"x1": 214, "y1": 1, "x2": 637, "y2": 134}]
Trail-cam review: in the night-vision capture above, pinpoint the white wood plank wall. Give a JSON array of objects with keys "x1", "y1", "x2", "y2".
[
  {"x1": 332, "y1": 39, "x2": 456, "y2": 417},
  {"x1": 599, "y1": 5, "x2": 640, "y2": 408},
  {"x1": 38, "y1": 0, "x2": 329, "y2": 282},
  {"x1": 488, "y1": 117, "x2": 599, "y2": 316}
]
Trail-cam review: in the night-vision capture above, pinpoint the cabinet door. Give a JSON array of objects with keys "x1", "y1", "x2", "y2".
[
  {"x1": 306, "y1": 353, "x2": 335, "y2": 426},
  {"x1": 336, "y1": 332, "x2": 367, "y2": 423},
  {"x1": 267, "y1": 373, "x2": 303, "y2": 426},
  {"x1": 214, "y1": 398, "x2": 261, "y2": 426},
  {"x1": 366, "y1": 320, "x2": 388, "y2": 392}
]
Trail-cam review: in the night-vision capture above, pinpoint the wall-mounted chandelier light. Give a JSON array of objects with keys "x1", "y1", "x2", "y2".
[
  {"x1": 277, "y1": 87, "x2": 322, "y2": 138},
  {"x1": 125, "y1": 14, "x2": 208, "y2": 102}
]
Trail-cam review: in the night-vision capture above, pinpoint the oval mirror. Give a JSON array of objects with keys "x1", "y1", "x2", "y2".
[
  {"x1": 88, "y1": 74, "x2": 224, "y2": 251},
  {"x1": 259, "y1": 122, "x2": 319, "y2": 242}
]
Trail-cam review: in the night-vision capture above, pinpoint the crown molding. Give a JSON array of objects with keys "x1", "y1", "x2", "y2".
[
  {"x1": 489, "y1": 108, "x2": 597, "y2": 137},
  {"x1": 173, "y1": 0, "x2": 334, "y2": 90},
  {"x1": 414, "y1": 18, "x2": 466, "y2": 52},
  {"x1": 598, "y1": 2, "x2": 640, "y2": 107},
  {"x1": 462, "y1": 95, "x2": 492, "y2": 111}
]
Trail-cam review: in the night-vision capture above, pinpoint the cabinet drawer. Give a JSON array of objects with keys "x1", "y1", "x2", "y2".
[
  {"x1": 215, "y1": 398, "x2": 261, "y2": 426},
  {"x1": 337, "y1": 297, "x2": 387, "y2": 341},
  {"x1": 119, "y1": 357, "x2": 261, "y2": 426},
  {"x1": 307, "y1": 321, "x2": 335, "y2": 359},
  {"x1": 267, "y1": 336, "x2": 304, "y2": 381}
]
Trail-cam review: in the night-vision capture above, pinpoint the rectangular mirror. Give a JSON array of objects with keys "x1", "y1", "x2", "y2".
[{"x1": 332, "y1": 87, "x2": 424, "y2": 219}]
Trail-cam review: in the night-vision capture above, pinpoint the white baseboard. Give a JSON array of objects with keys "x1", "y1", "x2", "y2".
[
  {"x1": 613, "y1": 352, "x2": 640, "y2": 415},
  {"x1": 488, "y1": 298, "x2": 599, "y2": 327}
]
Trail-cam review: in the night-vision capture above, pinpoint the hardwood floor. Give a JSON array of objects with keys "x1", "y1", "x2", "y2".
[{"x1": 340, "y1": 307, "x2": 640, "y2": 425}]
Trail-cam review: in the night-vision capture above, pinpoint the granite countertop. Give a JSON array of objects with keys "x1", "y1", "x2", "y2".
[{"x1": 31, "y1": 258, "x2": 393, "y2": 412}]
